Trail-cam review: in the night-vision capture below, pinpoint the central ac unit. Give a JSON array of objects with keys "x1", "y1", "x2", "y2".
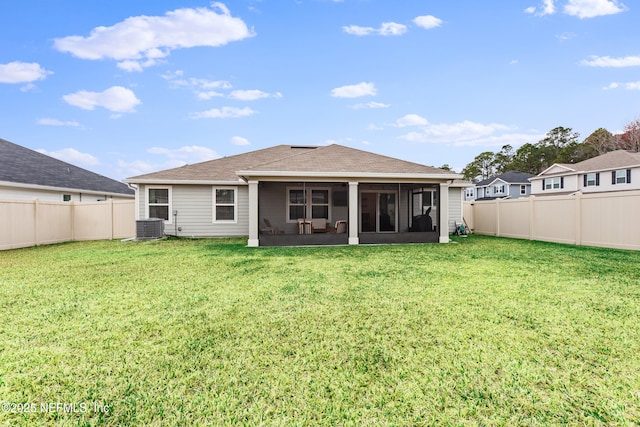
[{"x1": 136, "y1": 218, "x2": 165, "y2": 239}]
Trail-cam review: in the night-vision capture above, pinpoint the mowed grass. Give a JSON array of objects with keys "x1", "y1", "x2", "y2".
[{"x1": 1, "y1": 235, "x2": 639, "y2": 426}]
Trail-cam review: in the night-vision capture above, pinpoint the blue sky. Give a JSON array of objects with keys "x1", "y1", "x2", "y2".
[{"x1": 1, "y1": 0, "x2": 638, "y2": 180}]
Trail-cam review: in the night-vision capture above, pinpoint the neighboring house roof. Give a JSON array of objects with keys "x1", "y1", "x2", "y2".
[
  {"x1": 476, "y1": 171, "x2": 535, "y2": 186},
  {"x1": 572, "y1": 150, "x2": 640, "y2": 172},
  {"x1": 0, "y1": 138, "x2": 134, "y2": 196},
  {"x1": 536, "y1": 150, "x2": 640, "y2": 177},
  {"x1": 126, "y1": 144, "x2": 460, "y2": 183}
]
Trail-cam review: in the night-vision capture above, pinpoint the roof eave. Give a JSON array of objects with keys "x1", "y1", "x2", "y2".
[
  {"x1": 236, "y1": 170, "x2": 462, "y2": 180},
  {"x1": 123, "y1": 178, "x2": 246, "y2": 185},
  {"x1": 0, "y1": 180, "x2": 134, "y2": 198}
]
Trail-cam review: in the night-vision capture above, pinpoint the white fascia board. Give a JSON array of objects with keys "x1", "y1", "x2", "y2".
[
  {"x1": 537, "y1": 164, "x2": 576, "y2": 176},
  {"x1": 450, "y1": 181, "x2": 475, "y2": 188},
  {"x1": 236, "y1": 170, "x2": 462, "y2": 181},
  {"x1": 487, "y1": 178, "x2": 507, "y2": 186},
  {"x1": 124, "y1": 178, "x2": 247, "y2": 186},
  {"x1": 0, "y1": 180, "x2": 134, "y2": 198}
]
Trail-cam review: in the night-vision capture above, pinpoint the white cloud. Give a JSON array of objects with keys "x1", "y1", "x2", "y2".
[
  {"x1": 63, "y1": 86, "x2": 141, "y2": 113},
  {"x1": 190, "y1": 106, "x2": 256, "y2": 119},
  {"x1": 556, "y1": 32, "x2": 577, "y2": 41},
  {"x1": 228, "y1": 89, "x2": 282, "y2": 101},
  {"x1": 542, "y1": 0, "x2": 557, "y2": 14},
  {"x1": 37, "y1": 118, "x2": 81, "y2": 127},
  {"x1": 197, "y1": 91, "x2": 225, "y2": 100},
  {"x1": 413, "y1": 15, "x2": 443, "y2": 30},
  {"x1": 604, "y1": 81, "x2": 640, "y2": 90},
  {"x1": 350, "y1": 101, "x2": 390, "y2": 110},
  {"x1": 118, "y1": 159, "x2": 158, "y2": 177},
  {"x1": 36, "y1": 148, "x2": 99, "y2": 166},
  {"x1": 581, "y1": 55, "x2": 640, "y2": 67},
  {"x1": 379, "y1": 22, "x2": 408, "y2": 36},
  {"x1": 564, "y1": 0, "x2": 626, "y2": 18},
  {"x1": 147, "y1": 145, "x2": 219, "y2": 162},
  {"x1": 525, "y1": 0, "x2": 556, "y2": 16},
  {"x1": 231, "y1": 136, "x2": 250, "y2": 145},
  {"x1": 53, "y1": 3, "x2": 255, "y2": 71},
  {"x1": 331, "y1": 82, "x2": 376, "y2": 98},
  {"x1": 394, "y1": 114, "x2": 429, "y2": 127},
  {"x1": 119, "y1": 145, "x2": 220, "y2": 177},
  {"x1": 0, "y1": 61, "x2": 52, "y2": 84},
  {"x1": 343, "y1": 22, "x2": 407, "y2": 36},
  {"x1": 191, "y1": 78, "x2": 233, "y2": 90},
  {"x1": 526, "y1": 0, "x2": 626, "y2": 18},
  {"x1": 398, "y1": 119, "x2": 516, "y2": 145},
  {"x1": 162, "y1": 72, "x2": 281, "y2": 102},
  {"x1": 342, "y1": 25, "x2": 376, "y2": 36}
]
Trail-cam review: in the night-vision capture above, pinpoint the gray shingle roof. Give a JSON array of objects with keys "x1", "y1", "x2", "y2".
[
  {"x1": 127, "y1": 144, "x2": 456, "y2": 182},
  {"x1": 476, "y1": 170, "x2": 535, "y2": 186},
  {"x1": 537, "y1": 150, "x2": 640, "y2": 176},
  {"x1": 572, "y1": 150, "x2": 640, "y2": 171},
  {"x1": 0, "y1": 138, "x2": 134, "y2": 196}
]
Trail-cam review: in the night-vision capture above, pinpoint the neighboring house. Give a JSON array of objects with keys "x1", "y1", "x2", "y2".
[
  {"x1": 0, "y1": 138, "x2": 134, "y2": 202},
  {"x1": 125, "y1": 144, "x2": 466, "y2": 246},
  {"x1": 530, "y1": 150, "x2": 640, "y2": 196},
  {"x1": 466, "y1": 171, "x2": 535, "y2": 201}
]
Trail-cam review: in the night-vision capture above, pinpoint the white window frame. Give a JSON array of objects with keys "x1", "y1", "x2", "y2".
[
  {"x1": 286, "y1": 186, "x2": 331, "y2": 223},
  {"x1": 466, "y1": 188, "x2": 474, "y2": 198},
  {"x1": 213, "y1": 187, "x2": 237, "y2": 223},
  {"x1": 585, "y1": 173, "x2": 597, "y2": 187},
  {"x1": 147, "y1": 186, "x2": 172, "y2": 224},
  {"x1": 544, "y1": 177, "x2": 561, "y2": 190},
  {"x1": 615, "y1": 169, "x2": 628, "y2": 184},
  {"x1": 520, "y1": 185, "x2": 526, "y2": 195},
  {"x1": 494, "y1": 184, "x2": 505, "y2": 194}
]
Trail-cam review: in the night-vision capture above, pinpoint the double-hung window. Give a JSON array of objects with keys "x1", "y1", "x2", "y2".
[
  {"x1": 213, "y1": 188, "x2": 236, "y2": 222},
  {"x1": 584, "y1": 173, "x2": 599, "y2": 187},
  {"x1": 612, "y1": 169, "x2": 631, "y2": 185},
  {"x1": 520, "y1": 185, "x2": 527, "y2": 195},
  {"x1": 148, "y1": 187, "x2": 171, "y2": 222},
  {"x1": 543, "y1": 177, "x2": 563, "y2": 190}
]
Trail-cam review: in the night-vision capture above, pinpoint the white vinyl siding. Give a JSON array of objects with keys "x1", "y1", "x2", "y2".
[
  {"x1": 158, "y1": 185, "x2": 248, "y2": 237},
  {"x1": 448, "y1": 187, "x2": 463, "y2": 233}
]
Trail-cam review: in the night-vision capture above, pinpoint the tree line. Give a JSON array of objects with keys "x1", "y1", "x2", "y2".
[{"x1": 460, "y1": 118, "x2": 640, "y2": 182}]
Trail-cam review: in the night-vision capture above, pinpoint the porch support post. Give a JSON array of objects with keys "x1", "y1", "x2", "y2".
[
  {"x1": 348, "y1": 181, "x2": 359, "y2": 245},
  {"x1": 247, "y1": 180, "x2": 259, "y2": 247},
  {"x1": 439, "y1": 181, "x2": 450, "y2": 243}
]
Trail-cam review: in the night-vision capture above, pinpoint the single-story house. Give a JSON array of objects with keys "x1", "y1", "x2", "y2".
[
  {"x1": 0, "y1": 138, "x2": 134, "y2": 202},
  {"x1": 530, "y1": 150, "x2": 640, "y2": 196},
  {"x1": 465, "y1": 171, "x2": 535, "y2": 201},
  {"x1": 125, "y1": 144, "x2": 467, "y2": 246}
]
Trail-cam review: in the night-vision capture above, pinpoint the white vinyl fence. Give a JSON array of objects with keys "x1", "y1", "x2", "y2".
[
  {"x1": 463, "y1": 190, "x2": 640, "y2": 251},
  {"x1": 0, "y1": 199, "x2": 135, "y2": 251}
]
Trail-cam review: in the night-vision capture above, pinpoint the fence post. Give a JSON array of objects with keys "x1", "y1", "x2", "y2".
[{"x1": 575, "y1": 192, "x2": 582, "y2": 246}]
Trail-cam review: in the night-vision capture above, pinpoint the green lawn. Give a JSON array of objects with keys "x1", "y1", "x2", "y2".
[{"x1": 1, "y1": 235, "x2": 639, "y2": 426}]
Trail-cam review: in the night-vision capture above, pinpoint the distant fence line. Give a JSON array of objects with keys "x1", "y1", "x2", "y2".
[
  {"x1": 463, "y1": 190, "x2": 640, "y2": 251},
  {"x1": 1, "y1": 199, "x2": 135, "y2": 251}
]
